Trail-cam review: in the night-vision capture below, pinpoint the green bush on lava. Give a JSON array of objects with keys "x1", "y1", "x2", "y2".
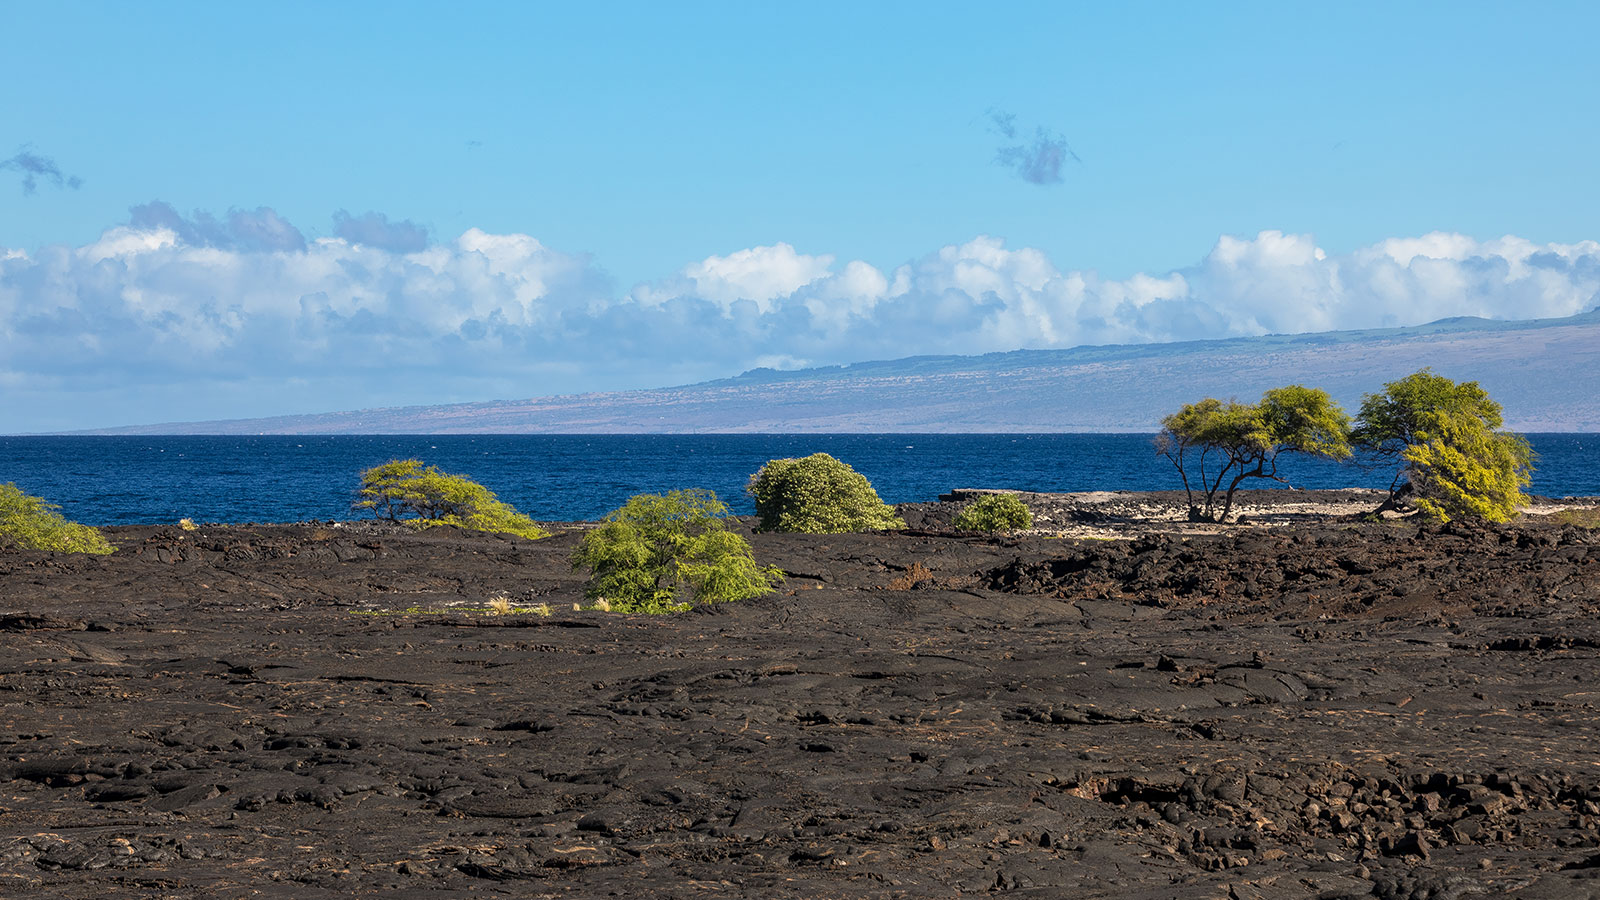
[
  {"x1": 0, "y1": 483, "x2": 114, "y2": 554},
  {"x1": 746, "y1": 453, "x2": 904, "y2": 533},
  {"x1": 572, "y1": 489, "x2": 782, "y2": 614},
  {"x1": 953, "y1": 493, "x2": 1033, "y2": 533}
]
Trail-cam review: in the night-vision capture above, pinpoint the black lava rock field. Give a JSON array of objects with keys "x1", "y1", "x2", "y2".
[{"x1": 4, "y1": 499, "x2": 1600, "y2": 898}]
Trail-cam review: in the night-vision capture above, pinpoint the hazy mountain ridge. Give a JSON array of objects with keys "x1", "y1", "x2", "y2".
[{"x1": 74, "y1": 310, "x2": 1600, "y2": 434}]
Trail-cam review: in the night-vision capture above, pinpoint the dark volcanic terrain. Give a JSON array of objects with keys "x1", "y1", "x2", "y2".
[{"x1": 4, "y1": 494, "x2": 1600, "y2": 898}]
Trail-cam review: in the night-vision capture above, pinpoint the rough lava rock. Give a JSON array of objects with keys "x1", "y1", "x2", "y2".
[{"x1": 2, "y1": 497, "x2": 1599, "y2": 897}]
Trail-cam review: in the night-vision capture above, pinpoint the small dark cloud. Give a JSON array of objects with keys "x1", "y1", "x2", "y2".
[
  {"x1": 125, "y1": 202, "x2": 426, "y2": 254},
  {"x1": 229, "y1": 207, "x2": 307, "y2": 252},
  {"x1": 128, "y1": 201, "x2": 306, "y2": 252},
  {"x1": 986, "y1": 108, "x2": 1018, "y2": 141},
  {"x1": 129, "y1": 201, "x2": 222, "y2": 244},
  {"x1": 987, "y1": 109, "x2": 1080, "y2": 186},
  {"x1": 465, "y1": 139, "x2": 483, "y2": 150},
  {"x1": 2, "y1": 147, "x2": 83, "y2": 195},
  {"x1": 332, "y1": 210, "x2": 429, "y2": 253}
]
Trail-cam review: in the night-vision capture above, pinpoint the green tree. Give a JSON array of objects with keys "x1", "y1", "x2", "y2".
[
  {"x1": 0, "y1": 483, "x2": 114, "y2": 554},
  {"x1": 1353, "y1": 370, "x2": 1532, "y2": 522},
  {"x1": 1352, "y1": 369, "x2": 1500, "y2": 486},
  {"x1": 953, "y1": 493, "x2": 1033, "y2": 533},
  {"x1": 571, "y1": 489, "x2": 782, "y2": 613},
  {"x1": 353, "y1": 459, "x2": 548, "y2": 540},
  {"x1": 747, "y1": 452, "x2": 905, "y2": 533},
  {"x1": 1157, "y1": 386, "x2": 1352, "y2": 523}
]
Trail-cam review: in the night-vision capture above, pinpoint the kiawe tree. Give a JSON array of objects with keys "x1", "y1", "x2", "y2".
[
  {"x1": 1350, "y1": 369, "x2": 1501, "y2": 490},
  {"x1": 354, "y1": 459, "x2": 548, "y2": 540},
  {"x1": 0, "y1": 483, "x2": 114, "y2": 554},
  {"x1": 1157, "y1": 386, "x2": 1352, "y2": 523},
  {"x1": 1352, "y1": 369, "x2": 1532, "y2": 522}
]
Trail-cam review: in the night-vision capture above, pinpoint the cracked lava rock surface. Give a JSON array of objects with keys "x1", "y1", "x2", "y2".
[{"x1": 4, "y1": 490, "x2": 1600, "y2": 899}]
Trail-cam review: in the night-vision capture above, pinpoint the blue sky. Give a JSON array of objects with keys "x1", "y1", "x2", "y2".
[{"x1": 3, "y1": 2, "x2": 1599, "y2": 431}]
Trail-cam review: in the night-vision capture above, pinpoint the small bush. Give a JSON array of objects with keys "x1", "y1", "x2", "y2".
[
  {"x1": 747, "y1": 453, "x2": 904, "y2": 533},
  {"x1": 886, "y1": 561, "x2": 934, "y2": 591},
  {"x1": 354, "y1": 459, "x2": 548, "y2": 540},
  {"x1": 0, "y1": 483, "x2": 114, "y2": 554},
  {"x1": 953, "y1": 493, "x2": 1033, "y2": 533},
  {"x1": 572, "y1": 489, "x2": 782, "y2": 614}
]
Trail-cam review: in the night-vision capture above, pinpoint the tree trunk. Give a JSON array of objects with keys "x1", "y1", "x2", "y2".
[{"x1": 1371, "y1": 479, "x2": 1416, "y2": 518}]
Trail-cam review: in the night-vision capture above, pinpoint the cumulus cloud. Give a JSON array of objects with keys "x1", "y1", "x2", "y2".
[
  {"x1": 3, "y1": 205, "x2": 1599, "y2": 430},
  {"x1": 2, "y1": 147, "x2": 83, "y2": 194},
  {"x1": 128, "y1": 201, "x2": 306, "y2": 252},
  {"x1": 634, "y1": 243, "x2": 835, "y2": 315},
  {"x1": 332, "y1": 210, "x2": 429, "y2": 253},
  {"x1": 988, "y1": 109, "x2": 1079, "y2": 186}
]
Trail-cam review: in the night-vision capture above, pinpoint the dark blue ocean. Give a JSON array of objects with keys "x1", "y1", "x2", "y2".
[{"x1": 1, "y1": 434, "x2": 1596, "y2": 526}]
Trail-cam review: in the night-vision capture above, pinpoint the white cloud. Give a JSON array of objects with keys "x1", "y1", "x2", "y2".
[
  {"x1": 749, "y1": 354, "x2": 812, "y2": 371},
  {"x1": 647, "y1": 243, "x2": 836, "y2": 314},
  {"x1": 82, "y1": 225, "x2": 179, "y2": 263},
  {"x1": 3, "y1": 208, "x2": 1599, "y2": 431}
]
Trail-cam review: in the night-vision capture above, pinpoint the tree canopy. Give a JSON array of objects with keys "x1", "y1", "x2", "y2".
[
  {"x1": 0, "y1": 483, "x2": 114, "y2": 554},
  {"x1": 1353, "y1": 370, "x2": 1531, "y2": 522},
  {"x1": 1157, "y1": 386, "x2": 1352, "y2": 523},
  {"x1": 1352, "y1": 368, "x2": 1503, "y2": 456},
  {"x1": 571, "y1": 489, "x2": 782, "y2": 613},
  {"x1": 353, "y1": 459, "x2": 548, "y2": 540}
]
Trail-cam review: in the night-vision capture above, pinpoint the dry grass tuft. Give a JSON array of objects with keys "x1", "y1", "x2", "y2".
[
  {"x1": 179, "y1": 518, "x2": 198, "y2": 532},
  {"x1": 486, "y1": 593, "x2": 514, "y2": 615},
  {"x1": 1542, "y1": 507, "x2": 1600, "y2": 529},
  {"x1": 886, "y1": 562, "x2": 934, "y2": 591}
]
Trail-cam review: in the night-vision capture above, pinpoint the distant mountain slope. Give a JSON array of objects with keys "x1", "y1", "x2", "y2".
[{"x1": 78, "y1": 310, "x2": 1600, "y2": 434}]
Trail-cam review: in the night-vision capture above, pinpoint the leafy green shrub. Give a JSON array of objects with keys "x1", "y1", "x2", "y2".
[
  {"x1": 0, "y1": 483, "x2": 114, "y2": 554},
  {"x1": 746, "y1": 453, "x2": 904, "y2": 533},
  {"x1": 571, "y1": 489, "x2": 782, "y2": 613},
  {"x1": 354, "y1": 459, "x2": 548, "y2": 540},
  {"x1": 953, "y1": 493, "x2": 1033, "y2": 533}
]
